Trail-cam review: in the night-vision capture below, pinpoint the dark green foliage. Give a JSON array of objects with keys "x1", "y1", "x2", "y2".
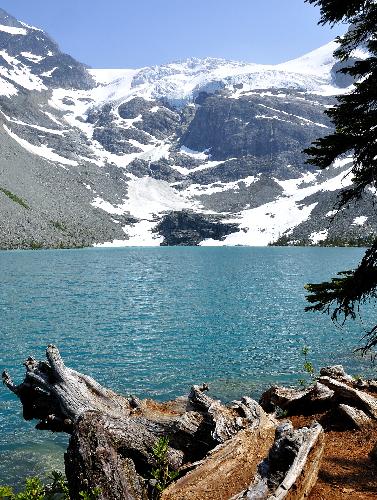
[
  {"x1": 28, "y1": 241, "x2": 44, "y2": 250},
  {"x1": 298, "y1": 346, "x2": 316, "y2": 387},
  {"x1": 0, "y1": 472, "x2": 100, "y2": 500},
  {"x1": 270, "y1": 234, "x2": 376, "y2": 247},
  {"x1": 78, "y1": 488, "x2": 101, "y2": 500},
  {"x1": 275, "y1": 407, "x2": 289, "y2": 418},
  {"x1": 0, "y1": 475, "x2": 61, "y2": 500},
  {"x1": 320, "y1": 235, "x2": 377, "y2": 247},
  {"x1": 306, "y1": 0, "x2": 376, "y2": 27},
  {"x1": 304, "y1": 0, "x2": 377, "y2": 352},
  {"x1": 304, "y1": 0, "x2": 377, "y2": 209},
  {"x1": 50, "y1": 221, "x2": 66, "y2": 231},
  {"x1": 150, "y1": 437, "x2": 179, "y2": 498},
  {"x1": 305, "y1": 245, "x2": 377, "y2": 352},
  {"x1": 0, "y1": 187, "x2": 29, "y2": 209}
]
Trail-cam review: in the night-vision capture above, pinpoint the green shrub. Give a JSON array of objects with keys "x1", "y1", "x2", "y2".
[
  {"x1": 50, "y1": 221, "x2": 66, "y2": 232},
  {"x1": 0, "y1": 485, "x2": 14, "y2": 499},
  {"x1": 78, "y1": 488, "x2": 101, "y2": 500},
  {"x1": 0, "y1": 187, "x2": 29, "y2": 209},
  {"x1": 0, "y1": 472, "x2": 100, "y2": 500},
  {"x1": 150, "y1": 436, "x2": 179, "y2": 498},
  {"x1": 298, "y1": 345, "x2": 317, "y2": 387},
  {"x1": 28, "y1": 241, "x2": 44, "y2": 250}
]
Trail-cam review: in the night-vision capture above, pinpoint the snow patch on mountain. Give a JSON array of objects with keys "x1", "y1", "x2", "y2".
[
  {"x1": 184, "y1": 175, "x2": 258, "y2": 198},
  {"x1": 171, "y1": 160, "x2": 224, "y2": 176},
  {"x1": 276, "y1": 41, "x2": 339, "y2": 77},
  {"x1": 92, "y1": 177, "x2": 196, "y2": 219},
  {"x1": 89, "y1": 68, "x2": 138, "y2": 86},
  {"x1": 20, "y1": 52, "x2": 45, "y2": 63},
  {"x1": 0, "y1": 24, "x2": 26, "y2": 35},
  {"x1": 94, "y1": 220, "x2": 164, "y2": 247},
  {"x1": 3, "y1": 124, "x2": 77, "y2": 166},
  {"x1": 139, "y1": 142, "x2": 171, "y2": 162},
  {"x1": 1, "y1": 109, "x2": 65, "y2": 134},
  {"x1": 216, "y1": 200, "x2": 318, "y2": 246},
  {"x1": 310, "y1": 229, "x2": 329, "y2": 244},
  {"x1": 125, "y1": 177, "x2": 196, "y2": 219},
  {"x1": 89, "y1": 68, "x2": 140, "y2": 102},
  {"x1": 19, "y1": 21, "x2": 43, "y2": 32},
  {"x1": 0, "y1": 50, "x2": 46, "y2": 91},
  {"x1": 199, "y1": 166, "x2": 354, "y2": 246},
  {"x1": 353, "y1": 216, "x2": 368, "y2": 226},
  {"x1": 0, "y1": 76, "x2": 17, "y2": 97},
  {"x1": 92, "y1": 177, "x2": 198, "y2": 246},
  {"x1": 180, "y1": 146, "x2": 210, "y2": 159},
  {"x1": 41, "y1": 67, "x2": 58, "y2": 78}
]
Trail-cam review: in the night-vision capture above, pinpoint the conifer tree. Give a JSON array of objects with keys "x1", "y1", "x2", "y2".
[{"x1": 304, "y1": 0, "x2": 377, "y2": 352}]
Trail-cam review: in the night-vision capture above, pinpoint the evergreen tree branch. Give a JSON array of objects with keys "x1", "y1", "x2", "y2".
[
  {"x1": 304, "y1": 0, "x2": 377, "y2": 352},
  {"x1": 305, "y1": 241, "x2": 377, "y2": 349}
]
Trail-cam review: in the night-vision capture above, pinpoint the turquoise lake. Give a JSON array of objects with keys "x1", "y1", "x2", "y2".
[{"x1": 0, "y1": 246, "x2": 375, "y2": 487}]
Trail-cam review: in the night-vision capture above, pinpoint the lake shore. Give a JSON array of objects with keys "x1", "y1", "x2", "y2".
[{"x1": 3, "y1": 346, "x2": 377, "y2": 499}]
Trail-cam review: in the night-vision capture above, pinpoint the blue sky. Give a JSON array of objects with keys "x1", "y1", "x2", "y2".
[{"x1": 1, "y1": 0, "x2": 346, "y2": 68}]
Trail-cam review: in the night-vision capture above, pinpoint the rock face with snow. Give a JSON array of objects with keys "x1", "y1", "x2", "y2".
[
  {"x1": 0, "y1": 7, "x2": 375, "y2": 248},
  {"x1": 181, "y1": 92, "x2": 332, "y2": 164},
  {"x1": 0, "y1": 9, "x2": 94, "y2": 91}
]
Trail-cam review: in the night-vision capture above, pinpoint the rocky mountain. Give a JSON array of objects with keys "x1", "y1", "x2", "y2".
[{"x1": 0, "y1": 7, "x2": 375, "y2": 248}]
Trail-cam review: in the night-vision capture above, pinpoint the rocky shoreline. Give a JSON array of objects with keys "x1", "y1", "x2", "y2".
[{"x1": 2, "y1": 347, "x2": 377, "y2": 499}]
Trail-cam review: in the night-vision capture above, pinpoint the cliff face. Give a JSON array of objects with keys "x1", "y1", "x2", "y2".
[
  {"x1": 153, "y1": 211, "x2": 240, "y2": 246},
  {"x1": 181, "y1": 92, "x2": 332, "y2": 163}
]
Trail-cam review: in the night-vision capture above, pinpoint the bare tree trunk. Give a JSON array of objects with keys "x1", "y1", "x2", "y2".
[
  {"x1": 5, "y1": 346, "x2": 346, "y2": 499},
  {"x1": 2, "y1": 345, "x2": 279, "y2": 499}
]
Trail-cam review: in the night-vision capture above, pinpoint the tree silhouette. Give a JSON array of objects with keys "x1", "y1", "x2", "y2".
[{"x1": 304, "y1": 0, "x2": 377, "y2": 353}]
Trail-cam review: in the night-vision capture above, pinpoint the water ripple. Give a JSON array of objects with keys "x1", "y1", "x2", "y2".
[{"x1": 0, "y1": 246, "x2": 373, "y2": 486}]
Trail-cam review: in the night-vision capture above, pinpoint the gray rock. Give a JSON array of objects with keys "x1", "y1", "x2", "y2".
[
  {"x1": 181, "y1": 93, "x2": 331, "y2": 162},
  {"x1": 128, "y1": 159, "x2": 184, "y2": 183},
  {"x1": 196, "y1": 175, "x2": 284, "y2": 213},
  {"x1": 153, "y1": 210, "x2": 240, "y2": 246},
  {"x1": 118, "y1": 97, "x2": 155, "y2": 119}
]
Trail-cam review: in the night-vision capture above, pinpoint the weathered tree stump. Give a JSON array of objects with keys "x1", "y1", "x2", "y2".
[
  {"x1": 259, "y1": 382, "x2": 335, "y2": 415},
  {"x1": 319, "y1": 376, "x2": 377, "y2": 419},
  {"x1": 4, "y1": 346, "x2": 338, "y2": 500},
  {"x1": 161, "y1": 406, "x2": 277, "y2": 500},
  {"x1": 1, "y1": 346, "x2": 278, "y2": 499},
  {"x1": 233, "y1": 421, "x2": 325, "y2": 500}
]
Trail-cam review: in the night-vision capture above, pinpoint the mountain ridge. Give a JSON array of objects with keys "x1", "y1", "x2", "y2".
[{"x1": 0, "y1": 7, "x2": 375, "y2": 249}]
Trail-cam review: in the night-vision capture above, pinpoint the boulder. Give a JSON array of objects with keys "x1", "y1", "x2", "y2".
[{"x1": 319, "y1": 365, "x2": 354, "y2": 384}]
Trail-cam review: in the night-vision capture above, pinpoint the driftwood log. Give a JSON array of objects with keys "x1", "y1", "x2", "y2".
[
  {"x1": 3, "y1": 345, "x2": 330, "y2": 500},
  {"x1": 259, "y1": 382, "x2": 335, "y2": 415},
  {"x1": 2, "y1": 345, "x2": 278, "y2": 499},
  {"x1": 233, "y1": 421, "x2": 324, "y2": 500},
  {"x1": 337, "y1": 404, "x2": 373, "y2": 429}
]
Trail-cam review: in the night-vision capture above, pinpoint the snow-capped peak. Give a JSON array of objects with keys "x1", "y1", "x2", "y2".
[
  {"x1": 89, "y1": 40, "x2": 343, "y2": 107},
  {"x1": 277, "y1": 41, "x2": 339, "y2": 77}
]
